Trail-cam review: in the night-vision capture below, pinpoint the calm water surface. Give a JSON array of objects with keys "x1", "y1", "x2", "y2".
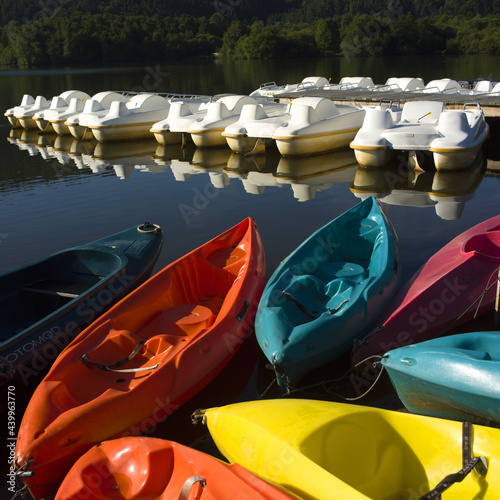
[{"x1": 1, "y1": 56, "x2": 500, "y2": 496}]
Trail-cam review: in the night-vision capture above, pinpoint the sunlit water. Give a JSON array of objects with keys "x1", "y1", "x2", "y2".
[{"x1": 1, "y1": 56, "x2": 500, "y2": 498}]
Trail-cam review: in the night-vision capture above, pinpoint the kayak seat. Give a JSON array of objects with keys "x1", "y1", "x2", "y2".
[
  {"x1": 141, "y1": 304, "x2": 216, "y2": 337},
  {"x1": 334, "y1": 219, "x2": 380, "y2": 263},
  {"x1": 307, "y1": 262, "x2": 363, "y2": 315},
  {"x1": 344, "y1": 217, "x2": 379, "y2": 237},
  {"x1": 314, "y1": 262, "x2": 365, "y2": 283},
  {"x1": 324, "y1": 281, "x2": 353, "y2": 314},
  {"x1": 281, "y1": 275, "x2": 328, "y2": 323},
  {"x1": 161, "y1": 304, "x2": 215, "y2": 335},
  {"x1": 82, "y1": 329, "x2": 145, "y2": 367},
  {"x1": 21, "y1": 279, "x2": 91, "y2": 299},
  {"x1": 48, "y1": 380, "x2": 82, "y2": 412},
  {"x1": 462, "y1": 231, "x2": 500, "y2": 262},
  {"x1": 204, "y1": 245, "x2": 247, "y2": 276}
]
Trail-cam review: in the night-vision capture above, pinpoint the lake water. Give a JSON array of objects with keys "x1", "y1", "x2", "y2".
[{"x1": 2, "y1": 55, "x2": 500, "y2": 497}]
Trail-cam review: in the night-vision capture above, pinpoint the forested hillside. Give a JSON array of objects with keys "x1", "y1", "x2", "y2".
[
  {"x1": 0, "y1": 0, "x2": 499, "y2": 66},
  {"x1": 1, "y1": 0, "x2": 497, "y2": 25}
]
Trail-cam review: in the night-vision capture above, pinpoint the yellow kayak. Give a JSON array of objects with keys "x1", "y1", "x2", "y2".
[{"x1": 193, "y1": 399, "x2": 497, "y2": 500}]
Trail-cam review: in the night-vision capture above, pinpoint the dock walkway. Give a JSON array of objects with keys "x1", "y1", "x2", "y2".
[{"x1": 277, "y1": 88, "x2": 500, "y2": 118}]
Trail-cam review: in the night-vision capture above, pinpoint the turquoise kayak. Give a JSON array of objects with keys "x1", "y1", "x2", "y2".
[
  {"x1": 381, "y1": 331, "x2": 500, "y2": 424},
  {"x1": 0, "y1": 223, "x2": 163, "y2": 388},
  {"x1": 255, "y1": 196, "x2": 401, "y2": 391}
]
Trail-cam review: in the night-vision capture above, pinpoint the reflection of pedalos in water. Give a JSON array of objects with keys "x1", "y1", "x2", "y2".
[
  {"x1": 274, "y1": 149, "x2": 358, "y2": 201},
  {"x1": 350, "y1": 152, "x2": 485, "y2": 220}
]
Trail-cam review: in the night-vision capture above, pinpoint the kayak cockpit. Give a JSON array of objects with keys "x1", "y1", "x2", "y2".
[{"x1": 0, "y1": 249, "x2": 123, "y2": 341}]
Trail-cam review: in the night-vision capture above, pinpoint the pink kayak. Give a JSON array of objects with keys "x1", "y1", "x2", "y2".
[{"x1": 352, "y1": 213, "x2": 500, "y2": 370}]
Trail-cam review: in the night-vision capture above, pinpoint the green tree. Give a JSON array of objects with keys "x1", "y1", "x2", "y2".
[
  {"x1": 236, "y1": 22, "x2": 282, "y2": 59},
  {"x1": 315, "y1": 18, "x2": 340, "y2": 54},
  {"x1": 220, "y1": 19, "x2": 249, "y2": 57}
]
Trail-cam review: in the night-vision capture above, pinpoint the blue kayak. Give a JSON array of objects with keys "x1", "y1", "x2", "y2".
[
  {"x1": 0, "y1": 223, "x2": 163, "y2": 389},
  {"x1": 381, "y1": 331, "x2": 500, "y2": 424},
  {"x1": 255, "y1": 196, "x2": 401, "y2": 391}
]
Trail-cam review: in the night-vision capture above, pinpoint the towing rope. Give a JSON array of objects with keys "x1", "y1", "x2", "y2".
[
  {"x1": 260, "y1": 354, "x2": 384, "y2": 401},
  {"x1": 418, "y1": 421, "x2": 487, "y2": 500},
  {"x1": 11, "y1": 459, "x2": 34, "y2": 500}
]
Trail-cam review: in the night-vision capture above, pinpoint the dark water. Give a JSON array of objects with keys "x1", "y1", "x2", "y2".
[{"x1": 1, "y1": 56, "x2": 500, "y2": 498}]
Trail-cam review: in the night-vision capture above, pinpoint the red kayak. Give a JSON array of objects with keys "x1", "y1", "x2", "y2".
[
  {"x1": 15, "y1": 218, "x2": 266, "y2": 500},
  {"x1": 352, "y1": 214, "x2": 500, "y2": 369},
  {"x1": 54, "y1": 437, "x2": 299, "y2": 500}
]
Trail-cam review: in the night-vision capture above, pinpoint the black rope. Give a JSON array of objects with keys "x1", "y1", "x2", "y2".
[
  {"x1": 282, "y1": 291, "x2": 316, "y2": 319},
  {"x1": 418, "y1": 421, "x2": 487, "y2": 500},
  {"x1": 258, "y1": 354, "x2": 384, "y2": 402},
  {"x1": 11, "y1": 459, "x2": 34, "y2": 500}
]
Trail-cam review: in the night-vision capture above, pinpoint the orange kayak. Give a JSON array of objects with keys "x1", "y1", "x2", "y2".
[
  {"x1": 54, "y1": 436, "x2": 300, "y2": 500},
  {"x1": 15, "y1": 218, "x2": 266, "y2": 500}
]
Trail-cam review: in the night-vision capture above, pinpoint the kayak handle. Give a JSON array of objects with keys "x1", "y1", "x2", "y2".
[
  {"x1": 236, "y1": 300, "x2": 250, "y2": 322},
  {"x1": 81, "y1": 339, "x2": 159, "y2": 373},
  {"x1": 178, "y1": 476, "x2": 206, "y2": 500},
  {"x1": 137, "y1": 222, "x2": 161, "y2": 233}
]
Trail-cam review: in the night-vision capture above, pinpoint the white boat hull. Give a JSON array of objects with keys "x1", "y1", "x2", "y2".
[
  {"x1": 151, "y1": 130, "x2": 184, "y2": 145},
  {"x1": 352, "y1": 146, "x2": 399, "y2": 168},
  {"x1": 189, "y1": 128, "x2": 228, "y2": 148},
  {"x1": 67, "y1": 123, "x2": 94, "y2": 141},
  {"x1": 223, "y1": 134, "x2": 274, "y2": 155},
  {"x1": 432, "y1": 146, "x2": 483, "y2": 171},
  {"x1": 18, "y1": 116, "x2": 40, "y2": 130},
  {"x1": 224, "y1": 134, "x2": 258, "y2": 154},
  {"x1": 272, "y1": 97, "x2": 365, "y2": 157},
  {"x1": 34, "y1": 116, "x2": 54, "y2": 132},
  {"x1": 90, "y1": 122, "x2": 157, "y2": 143},
  {"x1": 275, "y1": 127, "x2": 361, "y2": 157},
  {"x1": 51, "y1": 120, "x2": 72, "y2": 136},
  {"x1": 5, "y1": 113, "x2": 19, "y2": 128}
]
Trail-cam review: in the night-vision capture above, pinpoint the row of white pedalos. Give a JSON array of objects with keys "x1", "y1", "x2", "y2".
[{"x1": 5, "y1": 76, "x2": 493, "y2": 170}]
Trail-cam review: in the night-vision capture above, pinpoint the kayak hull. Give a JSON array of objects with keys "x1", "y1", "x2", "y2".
[
  {"x1": 0, "y1": 223, "x2": 163, "y2": 389},
  {"x1": 382, "y1": 331, "x2": 500, "y2": 424},
  {"x1": 352, "y1": 213, "x2": 500, "y2": 368},
  {"x1": 55, "y1": 437, "x2": 299, "y2": 500},
  {"x1": 199, "y1": 398, "x2": 499, "y2": 500},
  {"x1": 15, "y1": 218, "x2": 265, "y2": 500},
  {"x1": 255, "y1": 196, "x2": 401, "y2": 390}
]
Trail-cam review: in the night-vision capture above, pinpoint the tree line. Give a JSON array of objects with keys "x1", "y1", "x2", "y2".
[
  {"x1": 1, "y1": 0, "x2": 498, "y2": 26},
  {"x1": 1, "y1": 6, "x2": 500, "y2": 66}
]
